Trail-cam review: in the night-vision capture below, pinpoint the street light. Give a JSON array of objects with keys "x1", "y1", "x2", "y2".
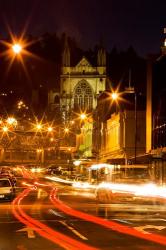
[
  {"x1": 35, "y1": 123, "x2": 43, "y2": 131},
  {"x1": 6, "y1": 117, "x2": 17, "y2": 126},
  {"x1": 64, "y1": 128, "x2": 69, "y2": 133},
  {"x1": 2, "y1": 126, "x2": 8, "y2": 132},
  {"x1": 111, "y1": 92, "x2": 119, "y2": 100},
  {"x1": 125, "y1": 86, "x2": 137, "y2": 164},
  {"x1": 110, "y1": 88, "x2": 137, "y2": 164},
  {"x1": 110, "y1": 91, "x2": 120, "y2": 114},
  {"x1": 80, "y1": 113, "x2": 87, "y2": 120},
  {"x1": 12, "y1": 43, "x2": 22, "y2": 55},
  {"x1": 47, "y1": 126, "x2": 53, "y2": 132}
]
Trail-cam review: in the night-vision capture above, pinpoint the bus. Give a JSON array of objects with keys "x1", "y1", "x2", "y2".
[{"x1": 88, "y1": 163, "x2": 155, "y2": 203}]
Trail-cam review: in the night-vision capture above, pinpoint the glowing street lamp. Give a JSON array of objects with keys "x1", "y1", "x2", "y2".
[
  {"x1": 80, "y1": 113, "x2": 87, "y2": 120},
  {"x1": 36, "y1": 123, "x2": 42, "y2": 131},
  {"x1": 37, "y1": 149, "x2": 42, "y2": 153},
  {"x1": 6, "y1": 117, "x2": 17, "y2": 126},
  {"x1": 2, "y1": 126, "x2": 8, "y2": 132},
  {"x1": 12, "y1": 43, "x2": 22, "y2": 55},
  {"x1": 64, "y1": 128, "x2": 69, "y2": 133},
  {"x1": 70, "y1": 120, "x2": 75, "y2": 125},
  {"x1": 47, "y1": 126, "x2": 53, "y2": 132},
  {"x1": 111, "y1": 92, "x2": 119, "y2": 101}
]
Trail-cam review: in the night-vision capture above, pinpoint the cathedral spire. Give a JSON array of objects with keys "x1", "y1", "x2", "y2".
[
  {"x1": 62, "y1": 35, "x2": 70, "y2": 66},
  {"x1": 97, "y1": 38, "x2": 106, "y2": 66}
]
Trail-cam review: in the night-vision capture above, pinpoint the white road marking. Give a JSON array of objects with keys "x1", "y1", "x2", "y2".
[
  {"x1": 59, "y1": 220, "x2": 88, "y2": 240},
  {"x1": 134, "y1": 225, "x2": 166, "y2": 234},
  {"x1": 127, "y1": 218, "x2": 166, "y2": 222},
  {"x1": 49, "y1": 209, "x2": 65, "y2": 218},
  {"x1": 16, "y1": 227, "x2": 36, "y2": 238},
  {"x1": 113, "y1": 219, "x2": 133, "y2": 224}
]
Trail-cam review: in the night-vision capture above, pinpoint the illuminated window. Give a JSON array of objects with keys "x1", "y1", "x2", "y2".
[{"x1": 74, "y1": 81, "x2": 93, "y2": 110}]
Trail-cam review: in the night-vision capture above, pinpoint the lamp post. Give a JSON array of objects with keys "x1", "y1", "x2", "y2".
[
  {"x1": 134, "y1": 92, "x2": 137, "y2": 164},
  {"x1": 125, "y1": 86, "x2": 137, "y2": 164}
]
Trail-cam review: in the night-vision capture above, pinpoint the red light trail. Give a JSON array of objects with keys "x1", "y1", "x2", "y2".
[
  {"x1": 50, "y1": 188, "x2": 166, "y2": 247},
  {"x1": 12, "y1": 187, "x2": 97, "y2": 250}
]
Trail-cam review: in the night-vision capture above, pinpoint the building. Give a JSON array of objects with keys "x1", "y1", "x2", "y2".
[
  {"x1": 99, "y1": 110, "x2": 146, "y2": 164},
  {"x1": 145, "y1": 29, "x2": 166, "y2": 185},
  {"x1": 48, "y1": 38, "x2": 107, "y2": 157},
  {"x1": 60, "y1": 38, "x2": 106, "y2": 123},
  {"x1": 92, "y1": 87, "x2": 147, "y2": 164},
  {"x1": 77, "y1": 120, "x2": 93, "y2": 158}
]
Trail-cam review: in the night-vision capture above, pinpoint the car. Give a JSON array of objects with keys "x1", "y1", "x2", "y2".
[
  {"x1": 0, "y1": 174, "x2": 16, "y2": 187},
  {"x1": 46, "y1": 165, "x2": 62, "y2": 175},
  {"x1": 0, "y1": 178, "x2": 15, "y2": 201}
]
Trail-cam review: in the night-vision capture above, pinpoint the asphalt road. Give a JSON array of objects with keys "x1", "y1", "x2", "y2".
[{"x1": 1, "y1": 176, "x2": 166, "y2": 250}]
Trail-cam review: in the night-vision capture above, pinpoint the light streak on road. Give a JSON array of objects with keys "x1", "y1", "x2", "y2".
[
  {"x1": 50, "y1": 188, "x2": 166, "y2": 247},
  {"x1": 34, "y1": 181, "x2": 51, "y2": 187},
  {"x1": 97, "y1": 182, "x2": 166, "y2": 200},
  {"x1": 19, "y1": 166, "x2": 36, "y2": 179},
  {"x1": 46, "y1": 174, "x2": 166, "y2": 202},
  {"x1": 72, "y1": 181, "x2": 96, "y2": 189},
  {"x1": 22, "y1": 182, "x2": 35, "y2": 188},
  {"x1": 46, "y1": 176, "x2": 74, "y2": 185},
  {"x1": 12, "y1": 187, "x2": 97, "y2": 250}
]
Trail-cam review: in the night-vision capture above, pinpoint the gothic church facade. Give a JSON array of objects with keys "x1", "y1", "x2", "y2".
[{"x1": 60, "y1": 40, "x2": 107, "y2": 122}]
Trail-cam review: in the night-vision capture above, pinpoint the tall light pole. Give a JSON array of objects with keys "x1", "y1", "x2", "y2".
[
  {"x1": 134, "y1": 92, "x2": 137, "y2": 164},
  {"x1": 125, "y1": 86, "x2": 137, "y2": 164}
]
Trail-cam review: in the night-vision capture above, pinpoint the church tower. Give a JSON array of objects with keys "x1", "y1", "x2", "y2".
[
  {"x1": 60, "y1": 41, "x2": 106, "y2": 124},
  {"x1": 62, "y1": 36, "x2": 70, "y2": 67},
  {"x1": 97, "y1": 43, "x2": 106, "y2": 74}
]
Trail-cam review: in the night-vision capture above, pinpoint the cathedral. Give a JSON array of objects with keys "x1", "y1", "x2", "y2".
[{"x1": 48, "y1": 39, "x2": 107, "y2": 123}]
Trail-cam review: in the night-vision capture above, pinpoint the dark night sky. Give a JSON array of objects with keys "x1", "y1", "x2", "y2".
[{"x1": 0, "y1": 0, "x2": 165, "y2": 56}]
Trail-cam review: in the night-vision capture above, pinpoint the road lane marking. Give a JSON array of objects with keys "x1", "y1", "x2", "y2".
[
  {"x1": 49, "y1": 209, "x2": 65, "y2": 218},
  {"x1": 16, "y1": 227, "x2": 36, "y2": 238},
  {"x1": 127, "y1": 218, "x2": 166, "y2": 222},
  {"x1": 134, "y1": 225, "x2": 166, "y2": 234},
  {"x1": 114, "y1": 219, "x2": 133, "y2": 224},
  {"x1": 59, "y1": 220, "x2": 88, "y2": 240}
]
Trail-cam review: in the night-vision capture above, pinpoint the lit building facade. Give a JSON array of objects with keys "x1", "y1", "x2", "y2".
[
  {"x1": 146, "y1": 30, "x2": 166, "y2": 185},
  {"x1": 60, "y1": 39, "x2": 106, "y2": 123},
  {"x1": 99, "y1": 111, "x2": 146, "y2": 164},
  {"x1": 77, "y1": 121, "x2": 93, "y2": 158},
  {"x1": 51, "y1": 38, "x2": 107, "y2": 157}
]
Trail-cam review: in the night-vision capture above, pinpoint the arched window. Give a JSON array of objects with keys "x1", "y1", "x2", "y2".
[
  {"x1": 74, "y1": 81, "x2": 93, "y2": 111},
  {"x1": 54, "y1": 95, "x2": 60, "y2": 104}
]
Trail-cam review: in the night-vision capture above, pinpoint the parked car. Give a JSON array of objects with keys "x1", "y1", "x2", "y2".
[{"x1": 0, "y1": 178, "x2": 15, "y2": 201}]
